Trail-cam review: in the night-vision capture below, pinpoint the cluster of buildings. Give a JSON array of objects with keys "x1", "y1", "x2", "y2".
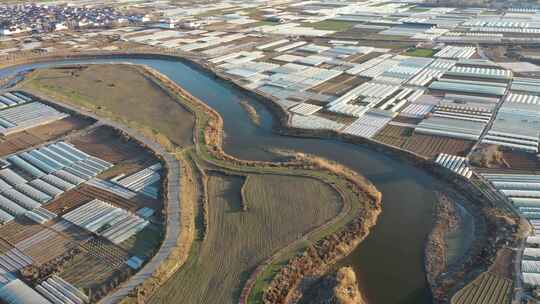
[{"x1": 0, "y1": 3, "x2": 129, "y2": 36}]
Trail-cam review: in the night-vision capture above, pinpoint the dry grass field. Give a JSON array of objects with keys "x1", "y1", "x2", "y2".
[
  {"x1": 21, "y1": 64, "x2": 195, "y2": 148},
  {"x1": 149, "y1": 171, "x2": 341, "y2": 304}
]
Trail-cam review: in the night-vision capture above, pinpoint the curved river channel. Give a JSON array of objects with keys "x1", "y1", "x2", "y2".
[{"x1": 0, "y1": 57, "x2": 443, "y2": 304}]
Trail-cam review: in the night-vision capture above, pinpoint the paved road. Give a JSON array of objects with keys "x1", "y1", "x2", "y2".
[{"x1": 22, "y1": 90, "x2": 182, "y2": 304}]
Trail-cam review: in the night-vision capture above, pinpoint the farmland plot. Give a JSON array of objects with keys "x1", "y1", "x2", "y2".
[
  {"x1": 59, "y1": 251, "x2": 127, "y2": 291},
  {"x1": 0, "y1": 116, "x2": 93, "y2": 157},
  {"x1": 150, "y1": 172, "x2": 341, "y2": 304},
  {"x1": 373, "y1": 125, "x2": 413, "y2": 148},
  {"x1": 402, "y1": 133, "x2": 474, "y2": 158},
  {"x1": 69, "y1": 126, "x2": 156, "y2": 165},
  {"x1": 451, "y1": 272, "x2": 512, "y2": 304}
]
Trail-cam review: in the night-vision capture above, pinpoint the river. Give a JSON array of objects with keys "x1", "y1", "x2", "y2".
[{"x1": 0, "y1": 57, "x2": 439, "y2": 304}]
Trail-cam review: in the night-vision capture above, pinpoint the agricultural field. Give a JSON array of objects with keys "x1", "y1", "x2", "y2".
[
  {"x1": 59, "y1": 251, "x2": 129, "y2": 295},
  {"x1": 374, "y1": 126, "x2": 474, "y2": 158},
  {"x1": 79, "y1": 184, "x2": 150, "y2": 211},
  {"x1": 20, "y1": 64, "x2": 196, "y2": 148},
  {"x1": 149, "y1": 171, "x2": 341, "y2": 304},
  {"x1": 309, "y1": 74, "x2": 366, "y2": 96},
  {"x1": 0, "y1": 88, "x2": 166, "y2": 303},
  {"x1": 0, "y1": 116, "x2": 93, "y2": 157},
  {"x1": 306, "y1": 20, "x2": 359, "y2": 32},
  {"x1": 70, "y1": 126, "x2": 156, "y2": 165},
  {"x1": 450, "y1": 271, "x2": 512, "y2": 304},
  {"x1": 402, "y1": 133, "x2": 474, "y2": 159},
  {"x1": 373, "y1": 125, "x2": 414, "y2": 148},
  {"x1": 405, "y1": 48, "x2": 435, "y2": 57},
  {"x1": 501, "y1": 150, "x2": 540, "y2": 171},
  {"x1": 0, "y1": 217, "x2": 44, "y2": 245},
  {"x1": 120, "y1": 223, "x2": 164, "y2": 259}
]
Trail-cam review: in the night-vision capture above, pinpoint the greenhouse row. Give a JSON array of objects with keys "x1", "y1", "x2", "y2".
[
  {"x1": 62, "y1": 199, "x2": 148, "y2": 245},
  {"x1": 0, "y1": 91, "x2": 31, "y2": 109},
  {"x1": 429, "y1": 80, "x2": 507, "y2": 96},
  {"x1": 0, "y1": 141, "x2": 113, "y2": 225},
  {"x1": 342, "y1": 113, "x2": 392, "y2": 139},
  {"x1": 446, "y1": 66, "x2": 512, "y2": 80},
  {"x1": 112, "y1": 164, "x2": 162, "y2": 200},
  {"x1": 415, "y1": 116, "x2": 486, "y2": 141},
  {"x1": 36, "y1": 275, "x2": 89, "y2": 304},
  {"x1": 0, "y1": 102, "x2": 69, "y2": 136},
  {"x1": 434, "y1": 153, "x2": 472, "y2": 179},
  {"x1": 289, "y1": 103, "x2": 323, "y2": 116},
  {"x1": 7, "y1": 142, "x2": 112, "y2": 179},
  {"x1": 433, "y1": 46, "x2": 476, "y2": 59},
  {"x1": 290, "y1": 114, "x2": 345, "y2": 131},
  {"x1": 482, "y1": 90, "x2": 540, "y2": 153}
]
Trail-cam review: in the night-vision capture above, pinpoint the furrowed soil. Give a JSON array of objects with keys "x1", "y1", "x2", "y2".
[
  {"x1": 20, "y1": 64, "x2": 195, "y2": 148},
  {"x1": 150, "y1": 171, "x2": 341, "y2": 304}
]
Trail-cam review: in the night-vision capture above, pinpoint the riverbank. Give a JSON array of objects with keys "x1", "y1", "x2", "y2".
[
  {"x1": 425, "y1": 193, "x2": 461, "y2": 301},
  {"x1": 423, "y1": 179, "x2": 520, "y2": 303},
  {"x1": 297, "y1": 266, "x2": 367, "y2": 304}
]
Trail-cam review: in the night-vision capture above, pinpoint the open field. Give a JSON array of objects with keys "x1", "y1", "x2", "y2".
[
  {"x1": 70, "y1": 126, "x2": 156, "y2": 164},
  {"x1": 20, "y1": 64, "x2": 195, "y2": 148},
  {"x1": 0, "y1": 218, "x2": 90, "y2": 266},
  {"x1": 120, "y1": 223, "x2": 163, "y2": 259},
  {"x1": 502, "y1": 150, "x2": 540, "y2": 170},
  {"x1": 373, "y1": 125, "x2": 413, "y2": 148},
  {"x1": 0, "y1": 217, "x2": 44, "y2": 245},
  {"x1": 150, "y1": 170, "x2": 341, "y2": 304},
  {"x1": 305, "y1": 20, "x2": 359, "y2": 32},
  {"x1": 77, "y1": 185, "x2": 143, "y2": 211},
  {"x1": 405, "y1": 48, "x2": 435, "y2": 57},
  {"x1": 59, "y1": 251, "x2": 128, "y2": 293},
  {"x1": 374, "y1": 126, "x2": 474, "y2": 158},
  {"x1": 402, "y1": 134, "x2": 474, "y2": 159},
  {"x1": 450, "y1": 271, "x2": 512, "y2": 304},
  {"x1": 309, "y1": 74, "x2": 365, "y2": 96}
]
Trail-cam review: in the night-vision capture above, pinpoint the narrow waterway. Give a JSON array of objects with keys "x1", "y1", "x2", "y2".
[{"x1": 0, "y1": 57, "x2": 440, "y2": 304}]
